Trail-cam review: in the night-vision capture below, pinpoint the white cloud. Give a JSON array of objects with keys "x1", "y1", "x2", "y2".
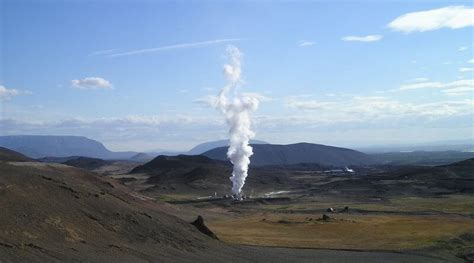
[
  {"x1": 284, "y1": 96, "x2": 473, "y2": 121},
  {"x1": 468, "y1": 59, "x2": 474, "y2": 64},
  {"x1": 342, "y1": 35, "x2": 382, "y2": 42},
  {"x1": 399, "y1": 79, "x2": 473, "y2": 96},
  {"x1": 0, "y1": 85, "x2": 19, "y2": 99},
  {"x1": 194, "y1": 95, "x2": 219, "y2": 108},
  {"x1": 400, "y1": 81, "x2": 445, "y2": 90},
  {"x1": 458, "y1": 46, "x2": 469, "y2": 51},
  {"x1": 459, "y1": 67, "x2": 474, "y2": 72},
  {"x1": 108, "y1": 38, "x2": 243, "y2": 57},
  {"x1": 88, "y1": 49, "x2": 119, "y2": 57},
  {"x1": 388, "y1": 6, "x2": 474, "y2": 33},
  {"x1": 442, "y1": 86, "x2": 474, "y2": 96},
  {"x1": 71, "y1": 77, "x2": 113, "y2": 90},
  {"x1": 286, "y1": 98, "x2": 334, "y2": 110},
  {"x1": 299, "y1": 41, "x2": 315, "y2": 47}
]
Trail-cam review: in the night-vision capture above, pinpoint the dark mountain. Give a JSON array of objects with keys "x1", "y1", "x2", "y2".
[
  {"x1": 0, "y1": 147, "x2": 34, "y2": 162},
  {"x1": 132, "y1": 155, "x2": 219, "y2": 173},
  {"x1": 130, "y1": 155, "x2": 289, "y2": 194},
  {"x1": 188, "y1": 139, "x2": 268, "y2": 155},
  {"x1": 0, "y1": 135, "x2": 137, "y2": 159},
  {"x1": 130, "y1": 155, "x2": 229, "y2": 188},
  {"x1": 202, "y1": 143, "x2": 374, "y2": 167}
]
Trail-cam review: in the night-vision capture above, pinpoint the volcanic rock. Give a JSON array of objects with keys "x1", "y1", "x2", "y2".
[{"x1": 192, "y1": 215, "x2": 219, "y2": 240}]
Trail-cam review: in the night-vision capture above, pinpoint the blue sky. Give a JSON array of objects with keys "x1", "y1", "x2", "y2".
[{"x1": 1, "y1": 0, "x2": 473, "y2": 151}]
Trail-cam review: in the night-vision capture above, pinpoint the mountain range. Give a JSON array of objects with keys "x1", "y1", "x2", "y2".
[
  {"x1": 0, "y1": 135, "x2": 269, "y2": 161},
  {"x1": 0, "y1": 135, "x2": 137, "y2": 159}
]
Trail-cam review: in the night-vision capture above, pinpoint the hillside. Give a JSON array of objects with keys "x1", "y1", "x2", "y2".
[
  {"x1": 0, "y1": 147, "x2": 34, "y2": 162},
  {"x1": 0, "y1": 157, "x2": 223, "y2": 261},
  {"x1": 202, "y1": 143, "x2": 374, "y2": 167},
  {"x1": 0, "y1": 135, "x2": 137, "y2": 159}
]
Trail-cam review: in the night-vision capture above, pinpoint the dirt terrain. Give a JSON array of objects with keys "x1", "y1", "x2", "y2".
[
  {"x1": 1, "y1": 148, "x2": 472, "y2": 262},
  {"x1": 120, "y1": 155, "x2": 474, "y2": 262}
]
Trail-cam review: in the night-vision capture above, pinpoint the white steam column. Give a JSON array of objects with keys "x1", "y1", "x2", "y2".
[{"x1": 216, "y1": 46, "x2": 259, "y2": 199}]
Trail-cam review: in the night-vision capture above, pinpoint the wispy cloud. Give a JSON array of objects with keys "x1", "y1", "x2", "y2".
[
  {"x1": 108, "y1": 38, "x2": 243, "y2": 57},
  {"x1": 285, "y1": 96, "x2": 473, "y2": 120},
  {"x1": 468, "y1": 59, "x2": 474, "y2": 64},
  {"x1": 0, "y1": 85, "x2": 19, "y2": 100},
  {"x1": 399, "y1": 79, "x2": 473, "y2": 96},
  {"x1": 286, "y1": 98, "x2": 334, "y2": 110},
  {"x1": 71, "y1": 77, "x2": 113, "y2": 90},
  {"x1": 410, "y1": 77, "x2": 429, "y2": 82},
  {"x1": 0, "y1": 85, "x2": 32, "y2": 100},
  {"x1": 88, "y1": 49, "x2": 119, "y2": 57},
  {"x1": 388, "y1": 6, "x2": 474, "y2": 33},
  {"x1": 442, "y1": 86, "x2": 474, "y2": 96},
  {"x1": 298, "y1": 41, "x2": 315, "y2": 47},
  {"x1": 459, "y1": 67, "x2": 474, "y2": 72},
  {"x1": 341, "y1": 35, "x2": 382, "y2": 42},
  {"x1": 458, "y1": 46, "x2": 469, "y2": 52}
]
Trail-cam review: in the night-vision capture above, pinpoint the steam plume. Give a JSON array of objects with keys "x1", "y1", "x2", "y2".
[{"x1": 216, "y1": 46, "x2": 259, "y2": 198}]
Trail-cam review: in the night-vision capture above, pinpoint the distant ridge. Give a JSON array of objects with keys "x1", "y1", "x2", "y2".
[
  {"x1": 202, "y1": 142, "x2": 374, "y2": 167},
  {"x1": 0, "y1": 135, "x2": 137, "y2": 159},
  {"x1": 188, "y1": 139, "x2": 268, "y2": 155}
]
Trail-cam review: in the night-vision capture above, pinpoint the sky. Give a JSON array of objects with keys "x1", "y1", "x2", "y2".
[{"x1": 1, "y1": 0, "x2": 473, "y2": 152}]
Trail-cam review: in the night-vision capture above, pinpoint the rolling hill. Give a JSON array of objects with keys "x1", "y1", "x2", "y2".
[
  {"x1": 202, "y1": 143, "x2": 375, "y2": 167},
  {"x1": 130, "y1": 155, "x2": 290, "y2": 195}
]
